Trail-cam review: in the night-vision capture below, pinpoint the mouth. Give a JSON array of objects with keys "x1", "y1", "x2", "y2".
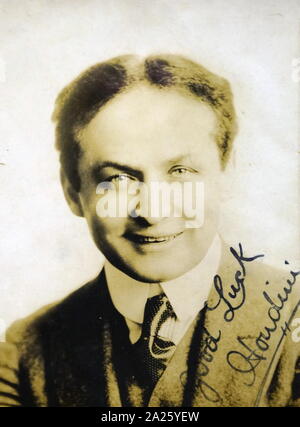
[{"x1": 124, "y1": 231, "x2": 184, "y2": 245}]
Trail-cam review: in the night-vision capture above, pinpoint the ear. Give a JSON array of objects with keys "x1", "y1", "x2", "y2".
[{"x1": 60, "y1": 169, "x2": 84, "y2": 217}]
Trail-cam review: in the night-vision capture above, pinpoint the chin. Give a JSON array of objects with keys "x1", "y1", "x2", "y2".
[{"x1": 120, "y1": 262, "x2": 189, "y2": 283}]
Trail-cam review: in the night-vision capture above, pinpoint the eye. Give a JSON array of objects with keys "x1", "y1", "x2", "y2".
[
  {"x1": 170, "y1": 166, "x2": 198, "y2": 177},
  {"x1": 107, "y1": 174, "x2": 138, "y2": 185},
  {"x1": 106, "y1": 173, "x2": 135, "y2": 182}
]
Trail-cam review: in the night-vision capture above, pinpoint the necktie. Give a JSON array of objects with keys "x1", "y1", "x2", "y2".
[{"x1": 133, "y1": 293, "x2": 177, "y2": 389}]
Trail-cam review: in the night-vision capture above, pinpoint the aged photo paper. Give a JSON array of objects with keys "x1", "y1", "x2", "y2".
[{"x1": 0, "y1": 0, "x2": 299, "y2": 408}]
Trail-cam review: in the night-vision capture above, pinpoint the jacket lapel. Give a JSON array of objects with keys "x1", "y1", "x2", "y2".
[{"x1": 44, "y1": 270, "x2": 123, "y2": 406}]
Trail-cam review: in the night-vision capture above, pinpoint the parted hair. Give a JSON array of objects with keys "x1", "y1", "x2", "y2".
[{"x1": 52, "y1": 54, "x2": 237, "y2": 192}]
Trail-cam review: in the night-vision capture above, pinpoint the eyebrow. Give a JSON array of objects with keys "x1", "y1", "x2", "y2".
[
  {"x1": 91, "y1": 161, "x2": 144, "y2": 181},
  {"x1": 91, "y1": 154, "x2": 196, "y2": 181},
  {"x1": 166, "y1": 154, "x2": 193, "y2": 165}
]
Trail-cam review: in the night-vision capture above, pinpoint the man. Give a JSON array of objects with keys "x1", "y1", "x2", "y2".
[{"x1": 0, "y1": 54, "x2": 299, "y2": 407}]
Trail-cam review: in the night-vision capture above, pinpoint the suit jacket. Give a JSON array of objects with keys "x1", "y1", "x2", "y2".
[{"x1": 0, "y1": 244, "x2": 299, "y2": 407}]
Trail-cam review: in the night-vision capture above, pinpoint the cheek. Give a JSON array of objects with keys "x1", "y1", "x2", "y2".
[
  {"x1": 204, "y1": 177, "x2": 221, "y2": 215},
  {"x1": 88, "y1": 212, "x2": 128, "y2": 242}
]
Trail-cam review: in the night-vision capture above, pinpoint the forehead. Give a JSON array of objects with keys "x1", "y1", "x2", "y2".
[{"x1": 78, "y1": 83, "x2": 218, "y2": 165}]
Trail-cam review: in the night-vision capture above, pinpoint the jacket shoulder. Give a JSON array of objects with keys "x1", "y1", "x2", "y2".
[{"x1": 5, "y1": 270, "x2": 105, "y2": 349}]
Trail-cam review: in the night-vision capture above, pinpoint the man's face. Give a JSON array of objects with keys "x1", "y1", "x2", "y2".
[{"x1": 75, "y1": 83, "x2": 223, "y2": 282}]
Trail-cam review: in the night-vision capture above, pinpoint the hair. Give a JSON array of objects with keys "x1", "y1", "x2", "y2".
[{"x1": 52, "y1": 54, "x2": 237, "y2": 192}]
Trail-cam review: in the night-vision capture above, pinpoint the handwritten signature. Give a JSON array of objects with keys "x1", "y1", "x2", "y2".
[
  {"x1": 180, "y1": 327, "x2": 222, "y2": 403},
  {"x1": 179, "y1": 242, "x2": 299, "y2": 405},
  {"x1": 180, "y1": 242, "x2": 263, "y2": 402},
  {"x1": 227, "y1": 265, "x2": 299, "y2": 388},
  {"x1": 207, "y1": 243, "x2": 264, "y2": 321}
]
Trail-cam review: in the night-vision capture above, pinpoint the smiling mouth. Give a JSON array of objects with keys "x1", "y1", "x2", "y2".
[{"x1": 125, "y1": 231, "x2": 184, "y2": 244}]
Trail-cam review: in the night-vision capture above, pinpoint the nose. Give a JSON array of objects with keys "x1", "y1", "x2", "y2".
[
  {"x1": 129, "y1": 178, "x2": 171, "y2": 226},
  {"x1": 133, "y1": 211, "x2": 167, "y2": 227},
  {"x1": 130, "y1": 198, "x2": 168, "y2": 227}
]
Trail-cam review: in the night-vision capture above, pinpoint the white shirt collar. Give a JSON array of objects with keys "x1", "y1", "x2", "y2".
[{"x1": 104, "y1": 234, "x2": 221, "y2": 324}]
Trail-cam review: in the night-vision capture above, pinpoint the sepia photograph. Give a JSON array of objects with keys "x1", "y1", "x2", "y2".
[{"x1": 0, "y1": 0, "x2": 299, "y2": 410}]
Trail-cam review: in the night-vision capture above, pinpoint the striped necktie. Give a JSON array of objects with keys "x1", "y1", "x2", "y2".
[{"x1": 133, "y1": 293, "x2": 177, "y2": 388}]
